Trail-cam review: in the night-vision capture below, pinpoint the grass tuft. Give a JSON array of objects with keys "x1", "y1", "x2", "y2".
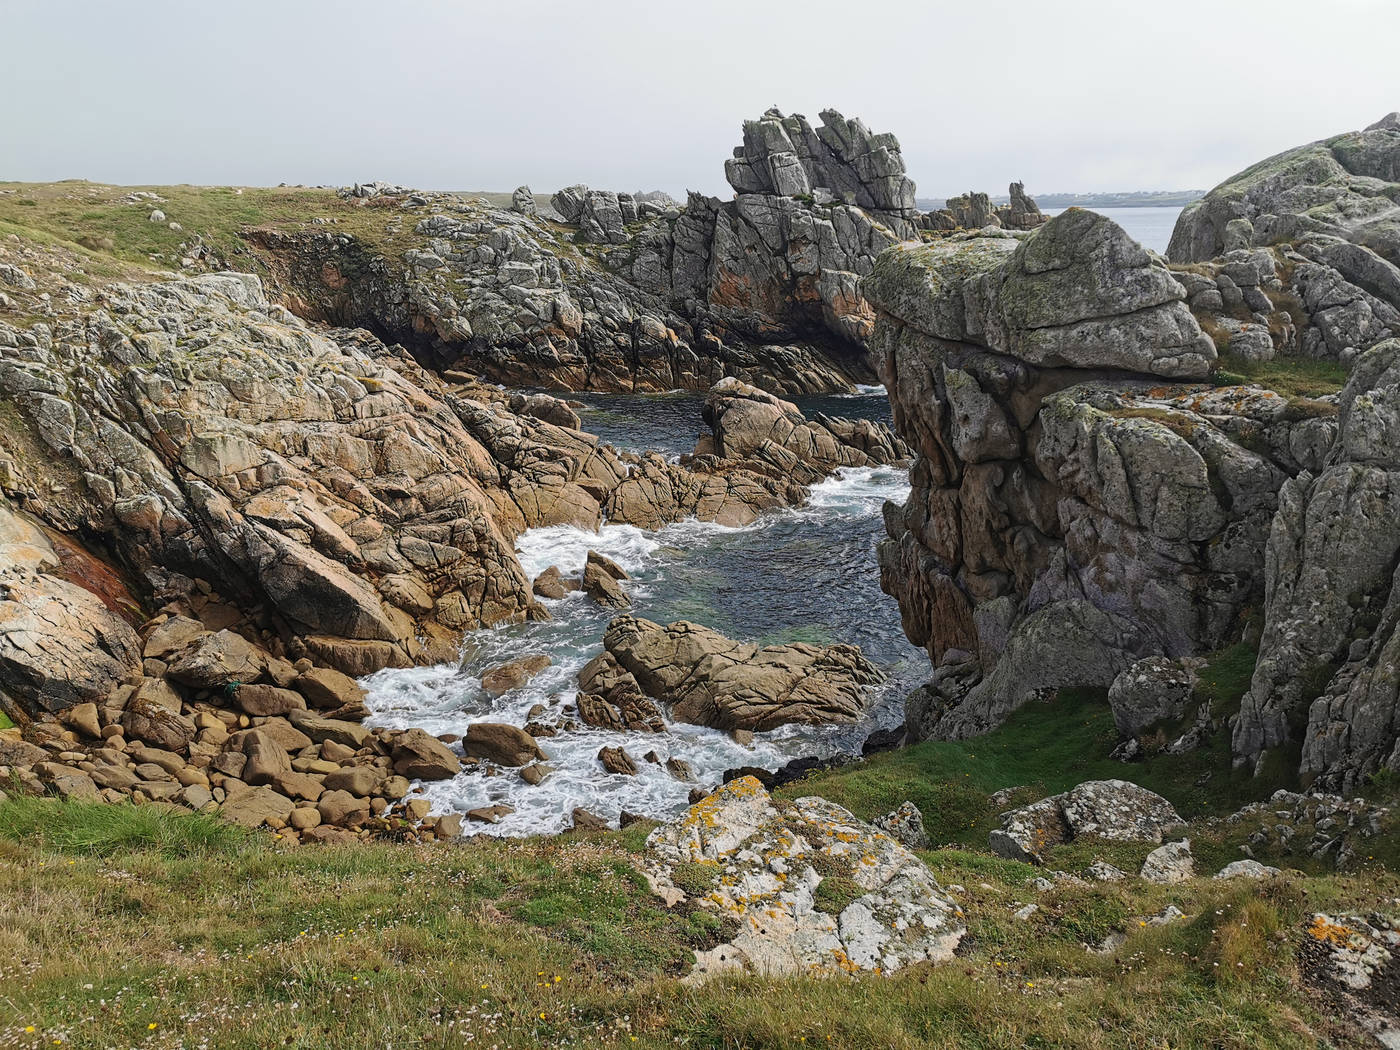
[{"x1": 0, "y1": 795, "x2": 255, "y2": 857}]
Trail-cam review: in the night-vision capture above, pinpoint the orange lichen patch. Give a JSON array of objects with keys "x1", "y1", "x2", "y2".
[{"x1": 1307, "y1": 915, "x2": 1356, "y2": 947}]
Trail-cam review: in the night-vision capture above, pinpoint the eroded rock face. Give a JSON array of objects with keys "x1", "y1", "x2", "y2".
[
  {"x1": 0, "y1": 271, "x2": 552, "y2": 676},
  {"x1": 1169, "y1": 113, "x2": 1400, "y2": 272},
  {"x1": 1239, "y1": 339, "x2": 1400, "y2": 786},
  {"x1": 645, "y1": 777, "x2": 964, "y2": 978},
  {"x1": 0, "y1": 532, "x2": 141, "y2": 717},
  {"x1": 602, "y1": 615, "x2": 882, "y2": 731},
  {"x1": 860, "y1": 212, "x2": 1318, "y2": 737},
  {"x1": 245, "y1": 111, "x2": 926, "y2": 397}
]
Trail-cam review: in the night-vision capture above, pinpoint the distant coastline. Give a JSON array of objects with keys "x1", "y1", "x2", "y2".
[{"x1": 918, "y1": 189, "x2": 1203, "y2": 210}]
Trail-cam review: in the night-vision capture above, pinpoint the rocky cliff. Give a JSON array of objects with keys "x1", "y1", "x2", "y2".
[
  {"x1": 863, "y1": 113, "x2": 1400, "y2": 789},
  {"x1": 0, "y1": 232, "x2": 903, "y2": 698},
  {"x1": 226, "y1": 109, "x2": 930, "y2": 396}
]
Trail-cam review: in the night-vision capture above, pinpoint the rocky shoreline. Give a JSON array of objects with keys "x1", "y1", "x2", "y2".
[{"x1": 2, "y1": 105, "x2": 1400, "y2": 1016}]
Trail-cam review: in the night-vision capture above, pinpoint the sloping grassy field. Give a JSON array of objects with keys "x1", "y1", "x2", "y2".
[{"x1": 2, "y1": 793, "x2": 1393, "y2": 1050}]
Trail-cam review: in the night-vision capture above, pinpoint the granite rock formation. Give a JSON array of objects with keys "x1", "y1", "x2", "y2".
[
  {"x1": 863, "y1": 114, "x2": 1400, "y2": 788},
  {"x1": 601, "y1": 614, "x2": 883, "y2": 731}
]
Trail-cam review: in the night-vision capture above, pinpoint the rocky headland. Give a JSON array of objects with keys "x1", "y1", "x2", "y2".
[{"x1": 2, "y1": 106, "x2": 1400, "y2": 1041}]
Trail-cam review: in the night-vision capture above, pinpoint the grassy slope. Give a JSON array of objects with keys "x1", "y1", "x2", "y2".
[
  {"x1": 1, "y1": 640, "x2": 1394, "y2": 1047},
  {"x1": 1, "y1": 795, "x2": 1392, "y2": 1050},
  {"x1": 0, "y1": 181, "x2": 423, "y2": 282}
]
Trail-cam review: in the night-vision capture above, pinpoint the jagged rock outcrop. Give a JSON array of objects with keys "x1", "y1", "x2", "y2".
[
  {"x1": 1169, "y1": 113, "x2": 1400, "y2": 270},
  {"x1": 645, "y1": 777, "x2": 964, "y2": 977},
  {"x1": 866, "y1": 115, "x2": 1400, "y2": 787},
  {"x1": 244, "y1": 110, "x2": 934, "y2": 396},
  {"x1": 1239, "y1": 338, "x2": 1400, "y2": 786},
  {"x1": 724, "y1": 108, "x2": 917, "y2": 216},
  {"x1": 602, "y1": 614, "x2": 883, "y2": 731},
  {"x1": 1162, "y1": 115, "x2": 1400, "y2": 787},
  {"x1": 921, "y1": 183, "x2": 1048, "y2": 234},
  {"x1": 862, "y1": 210, "x2": 1305, "y2": 737},
  {"x1": 629, "y1": 108, "x2": 922, "y2": 363},
  {"x1": 0, "y1": 269, "x2": 554, "y2": 676},
  {"x1": 998, "y1": 182, "x2": 1046, "y2": 231}
]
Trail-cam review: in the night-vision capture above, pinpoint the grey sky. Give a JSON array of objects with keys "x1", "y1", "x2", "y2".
[{"x1": 4, "y1": 0, "x2": 1396, "y2": 200}]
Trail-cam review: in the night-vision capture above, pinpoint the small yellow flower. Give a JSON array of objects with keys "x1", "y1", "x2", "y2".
[
  {"x1": 539, "y1": 1012, "x2": 546, "y2": 1020},
  {"x1": 25, "y1": 1027, "x2": 36, "y2": 1033},
  {"x1": 148, "y1": 1022, "x2": 159, "y2": 1029}
]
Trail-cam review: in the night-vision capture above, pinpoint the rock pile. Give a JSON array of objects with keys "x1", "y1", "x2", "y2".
[
  {"x1": 1223, "y1": 789, "x2": 1389, "y2": 868},
  {"x1": 1, "y1": 597, "x2": 471, "y2": 844}
]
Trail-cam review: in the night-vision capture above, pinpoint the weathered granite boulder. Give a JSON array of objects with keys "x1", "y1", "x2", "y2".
[
  {"x1": 602, "y1": 615, "x2": 882, "y2": 731},
  {"x1": 1108, "y1": 656, "x2": 1199, "y2": 737},
  {"x1": 989, "y1": 780, "x2": 1184, "y2": 864},
  {"x1": 1140, "y1": 839, "x2": 1194, "y2": 884},
  {"x1": 575, "y1": 651, "x2": 665, "y2": 732},
  {"x1": 645, "y1": 777, "x2": 964, "y2": 977},
  {"x1": 480, "y1": 654, "x2": 551, "y2": 697},
  {"x1": 702, "y1": 377, "x2": 909, "y2": 481},
  {"x1": 510, "y1": 185, "x2": 537, "y2": 217},
  {"x1": 463, "y1": 722, "x2": 547, "y2": 766}
]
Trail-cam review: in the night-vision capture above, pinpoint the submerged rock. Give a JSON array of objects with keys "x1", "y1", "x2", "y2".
[{"x1": 645, "y1": 777, "x2": 964, "y2": 978}]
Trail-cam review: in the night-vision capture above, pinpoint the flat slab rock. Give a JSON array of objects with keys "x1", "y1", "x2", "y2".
[
  {"x1": 645, "y1": 777, "x2": 964, "y2": 979},
  {"x1": 989, "y1": 779, "x2": 1184, "y2": 864}
]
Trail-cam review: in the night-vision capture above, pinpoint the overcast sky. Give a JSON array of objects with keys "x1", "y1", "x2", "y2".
[{"x1": 4, "y1": 0, "x2": 1396, "y2": 200}]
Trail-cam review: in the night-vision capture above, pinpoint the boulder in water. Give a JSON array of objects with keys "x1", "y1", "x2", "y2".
[{"x1": 602, "y1": 614, "x2": 882, "y2": 731}]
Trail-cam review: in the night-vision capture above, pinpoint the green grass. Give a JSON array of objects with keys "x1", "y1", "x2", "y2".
[
  {"x1": 0, "y1": 181, "x2": 427, "y2": 283},
  {"x1": 777, "y1": 682, "x2": 1277, "y2": 857},
  {"x1": 1, "y1": 795, "x2": 1393, "y2": 1049},
  {"x1": 1213, "y1": 353, "x2": 1350, "y2": 398},
  {"x1": 0, "y1": 794, "x2": 252, "y2": 857}
]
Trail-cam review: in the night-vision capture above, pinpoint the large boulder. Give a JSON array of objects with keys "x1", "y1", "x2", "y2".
[
  {"x1": 602, "y1": 615, "x2": 882, "y2": 731},
  {"x1": 645, "y1": 777, "x2": 964, "y2": 978},
  {"x1": 463, "y1": 722, "x2": 547, "y2": 766},
  {"x1": 1108, "y1": 657, "x2": 1199, "y2": 737},
  {"x1": 988, "y1": 780, "x2": 1184, "y2": 864}
]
